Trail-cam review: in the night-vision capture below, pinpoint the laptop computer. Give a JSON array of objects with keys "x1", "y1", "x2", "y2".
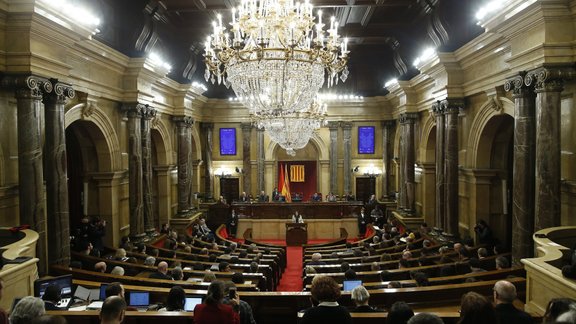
[
  {"x1": 184, "y1": 296, "x2": 203, "y2": 312},
  {"x1": 128, "y1": 291, "x2": 150, "y2": 311},
  {"x1": 342, "y1": 280, "x2": 362, "y2": 291},
  {"x1": 99, "y1": 284, "x2": 108, "y2": 300}
]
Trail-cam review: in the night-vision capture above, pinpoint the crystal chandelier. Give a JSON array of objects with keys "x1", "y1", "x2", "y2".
[
  {"x1": 204, "y1": 0, "x2": 350, "y2": 117},
  {"x1": 253, "y1": 98, "x2": 327, "y2": 156}
]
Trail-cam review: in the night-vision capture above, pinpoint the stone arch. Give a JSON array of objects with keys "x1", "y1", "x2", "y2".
[
  {"x1": 65, "y1": 103, "x2": 121, "y2": 172},
  {"x1": 467, "y1": 97, "x2": 514, "y2": 168},
  {"x1": 150, "y1": 117, "x2": 171, "y2": 165},
  {"x1": 419, "y1": 113, "x2": 437, "y2": 163}
]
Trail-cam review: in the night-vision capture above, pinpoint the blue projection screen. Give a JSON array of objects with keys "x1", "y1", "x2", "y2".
[
  {"x1": 219, "y1": 128, "x2": 236, "y2": 155},
  {"x1": 358, "y1": 126, "x2": 375, "y2": 154}
]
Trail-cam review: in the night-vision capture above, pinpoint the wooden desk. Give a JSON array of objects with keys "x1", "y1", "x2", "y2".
[{"x1": 286, "y1": 223, "x2": 308, "y2": 246}]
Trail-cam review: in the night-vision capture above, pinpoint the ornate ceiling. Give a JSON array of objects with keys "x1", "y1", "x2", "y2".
[{"x1": 89, "y1": 0, "x2": 484, "y2": 98}]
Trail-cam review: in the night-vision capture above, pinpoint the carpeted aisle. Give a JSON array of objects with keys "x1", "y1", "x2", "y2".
[{"x1": 276, "y1": 246, "x2": 303, "y2": 292}]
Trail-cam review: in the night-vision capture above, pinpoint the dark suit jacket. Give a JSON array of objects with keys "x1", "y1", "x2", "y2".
[
  {"x1": 149, "y1": 271, "x2": 172, "y2": 280},
  {"x1": 495, "y1": 303, "x2": 533, "y2": 324}
]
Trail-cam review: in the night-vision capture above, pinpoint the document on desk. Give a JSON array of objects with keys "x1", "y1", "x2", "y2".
[
  {"x1": 68, "y1": 305, "x2": 87, "y2": 311},
  {"x1": 87, "y1": 301, "x2": 103, "y2": 310}
]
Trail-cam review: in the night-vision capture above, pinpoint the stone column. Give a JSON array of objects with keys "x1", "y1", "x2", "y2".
[
  {"x1": 241, "y1": 123, "x2": 252, "y2": 194},
  {"x1": 505, "y1": 73, "x2": 536, "y2": 264},
  {"x1": 201, "y1": 122, "x2": 214, "y2": 200},
  {"x1": 4, "y1": 76, "x2": 53, "y2": 275},
  {"x1": 141, "y1": 106, "x2": 156, "y2": 233},
  {"x1": 397, "y1": 121, "x2": 406, "y2": 209},
  {"x1": 257, "y1": 128, "x2": 265, "y2": 193},
  {"x1": 342, "y1": 122, "x2": 353, "y2": 195},
  {"x1": 381, "y1": 121, "x2": 395, "y2": 198},
  {"x1": 122, "y1": 103, "x2": 145, "y2": 239},
  {"x1": 43, "y1": 80, "x2": 74, "y2": 266},
  {"x1": 432, "y1": 102, "x2": 445, "y2": 229},
  {"x1": 442, "y1": 99, "x2": 463, "y2": 235},
  {"x1": 525, "y1": 67, "x2": 574, "y2": 230},
  {"x1": 173, "y1": 116, "x2": 194, "y2": 215},
  {"x1": 328, "y1": 121, "x2": 339, "y2": 194},
  {"x1": 400, "y1": 113, "x2": 418, "y2": 214}
]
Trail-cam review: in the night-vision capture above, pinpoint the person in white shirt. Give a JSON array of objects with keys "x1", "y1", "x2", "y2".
[{"x1": 292, "y1": 211, "x2": 304, "y2": 223}]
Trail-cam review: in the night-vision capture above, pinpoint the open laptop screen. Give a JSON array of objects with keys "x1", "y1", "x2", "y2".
[
  {"x1": 99, "y1": 284, "x2": 108, "y2": 301},
  {"x1": 342, "y1": 280, "x2": 362, "y2": 291},
  {"x1": 184, "y1": 296, "x2": 203, "y2": 311},
  {"x1": 128, "y1": 291, "x2": 150, "y2": 307}
]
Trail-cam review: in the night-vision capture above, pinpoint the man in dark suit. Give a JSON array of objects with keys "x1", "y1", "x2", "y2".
[
  {"x1": 272, "y1": 187, "x2": 279, "y2": 201},
  {"x1": 149, "y1": 261, "x2": 172, "y2": 280},
  {"x1": 258, "y1": 190, "x2": 269, "y2": 202},
  {"x1": 493, "y1": 280, "x2": 533, "y2": 324},
  {"x1": 239, "y1": 191, "x2": 249, "y2": 202}
]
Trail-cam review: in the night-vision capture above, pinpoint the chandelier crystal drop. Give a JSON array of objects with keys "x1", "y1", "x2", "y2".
[
  {"x1": 204, "y1": 0, "x2": 350, "y2": 117},
  {"x1": 253, "y1": 98, "x2": 327, "y2": 156}
]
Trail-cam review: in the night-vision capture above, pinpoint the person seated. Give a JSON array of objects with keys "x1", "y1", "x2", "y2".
[
  {"x1": 291, "y1": 211, "x2": 304, "y2": 223},
  {"x1": 307, "y1": 253, "x2": 326, "y2": 266},
  {"x1": 407, "y1": 313, "x2": 444, "y2": 324},
  {"x1": 222, "y1": 282, "x2": 256, "y2": 324},
  {"x1": 326, "y1": 192, "x2": 337, "y2": 202},
  {"x1": 10, "y1": 297, "x2": 45, "y2": 324},
  {"x1": 149, "y1": 261, "x2": 172, "y2": 280},
  {"x1": 193, "y1": 281, "x2": 240, "y2": 324},
  {"x1": 370, "y1": 206, "x2": 384, "y2": 226},
  {"x1": 272, "y1": 187, "x2": 280, "y2": 201},
  {"x1": 367, "y1": 194, "x2": 377, "y2": 206},
  {"x1": 493, "y1": 280, "x2": 533, "y2": 324},
  {"x1": 158, "y1": 286, "x2": 186, "y2": 312},
  {"x1": 113, "y1": 248, "x2": 128, "y2": 262},
  {"x1": 495, "y1": 256, "x2": 510, "y2": 270},
  {"x1": 300, "y1": 276, "x2": 352, "y2": 324},
  {"x1": 238, "y1": 191, "x2": 249, "y2": 202},
  {"x1": 94, "y1": 261, "x2": 107, "y2": 273},
  {"x1": 311, "y1": 192, "x2": 322, "y2": 202},
  {"x1": 100, "y1": 296, "x2": 126, "y2": 324},
  {"x1": 292, "y1": 192, "x2": 303, "y2": 202},
  {"x1": 218, "y1": 261, "x2": 232, "y2": 273},
  {"x1": 469, "y1": 257, "x2": 487, "y2": 273},
  {"x1": 344, "y1": 192, "x2": 355, "y2": 201},
  {"x1": 110, "y1": 266, "x2": 125, "y2": 276},
  {"x1": 171, "y1": 267, "x2": 184, "y2": 281},
  {"x1": 458, "y1": 292, "x2": 497, "y2": 324},
  {"x1": 218, "y1": 195, "x2": 227, "y2": 205},
  {"x1": 257, "y1": 190, "x2": 269, "y2": 202},
  {"x1": 387, "y1": 301, "x2": 414, "y2": 324},
  {"x1": 350, "y1": 285, "x2": 379, "y2": 312}
]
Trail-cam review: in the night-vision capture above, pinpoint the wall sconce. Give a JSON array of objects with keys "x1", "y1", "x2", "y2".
[
  {"x1": 235, "y1": 167, "x2": 244, "y2": 174},
  {"x1": 363, "y1": 164, "x2": 382, "y2": 177},
  {"x1": 351, "y1": 165, "x2": 359, "y2": 173}
]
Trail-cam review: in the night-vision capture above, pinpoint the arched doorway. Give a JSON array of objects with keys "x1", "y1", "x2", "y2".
[
  {"x1": 273, "y1": 141, "x2": 321, "y2": 201},
  {"x1": 475, "y1": 114, "x2": 514, "y2": 249}
]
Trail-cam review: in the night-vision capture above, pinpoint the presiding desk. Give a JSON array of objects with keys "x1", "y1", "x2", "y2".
[
  {"x1": 286, "y1": 223, "x2": 307, "y2": 246},
  {"x1": 208, "y1": 201, "x2": 364, "y2": 240}
]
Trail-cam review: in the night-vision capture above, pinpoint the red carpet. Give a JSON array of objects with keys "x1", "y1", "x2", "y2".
[{"x1": 276, "y1": 246, "x2": 303, "y2": 291}]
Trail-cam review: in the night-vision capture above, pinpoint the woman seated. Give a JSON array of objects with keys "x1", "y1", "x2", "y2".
[
  {"x1": 350, "y1": 285, "x2": 379, "y2": 312},
  {"x1": 159, "y1": 286, "x2": 185, "y2": 312},
  {"x1": 193, "y1": 281, "x2": 240, "y2": 324},
  {"x1": 300, "y1": 275, "x2": 352, "y2": 324}
]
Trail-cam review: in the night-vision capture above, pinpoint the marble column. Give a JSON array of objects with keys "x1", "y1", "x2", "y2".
[
  {"x1": 432, "y1": 102, "x2": 445, "y2": 229},
  {"x1": 328, "y1": 121, "x2": 339, "y2": 194},
  {"x1": 525, "y1": 67, "x2": 574, "y2": 230},
  {"x1": 43, "y1": 80, "x2": 74, "y2": 266},
  {"x1": 173, "y1": 116, "x2": 194, "y2": 215},
  {"x1": 241, "y1": 123, "x2": 252, "y2": 195},
  {"x1": 201, "y1": 122, "x2": 214, "y2": 200},
  {"x1": 5, "y1": 76, "x2": 52, "y2": 274},
  {"x1": 381, "y1": 121, "x2": 395, "y2": 198},
  {"x1": 397, "y1": 121, "x2": 406, "y2": 209},
  {"x1": 505, "y1": 73, "x2": 536, "y2": 264},
  {"x1": 257, "y1": 128, "x2": 265, "y2": 193},
  {"x1": 400, "y1": 113, "x2": 418, "y2": 214},
  {"x1": 342, "y1": 122, "x2": 353, "y2": 195},
  {"x1": 122, "y1": 103, "x2": 145, "y2": 238},
  {"x1": 141, "y1": 106, "x2": 156, "y2": 232},
  {"x1": 442, "y1": 99, "x2": 463, "y2": 235}
]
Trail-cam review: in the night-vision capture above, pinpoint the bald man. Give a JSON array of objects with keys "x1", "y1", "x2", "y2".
[
  {"x1": 100, "y1": 296, "x2": 126, "y2": 324},
  {"x1": 149, "y1": 261, "x2": 172, "y2": 280},
  {"x1": 493, "y1": 280, "x2": 533, "y2": 324}
]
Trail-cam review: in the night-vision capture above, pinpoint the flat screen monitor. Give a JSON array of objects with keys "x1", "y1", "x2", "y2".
[
  {"x1": 219, "y1": 128, "x2": 237, "y2": 155},
  {"x1": 358, "y1": 126, "x2": 375, "y2": 154},
  {"x1": 34, "y1": 275, "x2": 73, "y2": 298},
  {"x1": 128, "y1": 291, "x2": 150, "y2": 307},
  {"x1": 99, "y1": 283, "x2": 108, "y2": 300},
  {"x1": 342, "y1": 280, "x2": 362, "y2": 292},
  {"x1": 184, "y1": 296, "x2": 203, "y2": 312}
]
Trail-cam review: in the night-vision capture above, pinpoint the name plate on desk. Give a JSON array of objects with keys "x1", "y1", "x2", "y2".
[{"x1": 286, "y1": 222, "x2": 307, "y2": 246}]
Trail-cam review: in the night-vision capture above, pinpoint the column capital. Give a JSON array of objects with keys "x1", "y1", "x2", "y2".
[
  {"x1": 525, "y1": 66, "x2": 575, "y2": 92},
  {"x1": 399, "y1": 112, "x2": 418, "y2": 124},
  {"x1": 440, "y1": 98, "x2": 465, "y2": 114},
  {"x1": 42, "y1": 79, "x2": 75, "y2": 105},
  {"x1": 504, "y1": 72, "x2": 534, "y2": 98},
  {"x1": 381, "y1": 120, "x2": 395, "y2": 128},
  {"x1": 141, "y1": 105, "x2": 157, "y2": 120},
  {"x1": 340, "y1": 121, "x2": 353, "y2": 130},
  {"x1": 431, "y1": 101, "x2": 444, "y2": 116},
  {"x1": 172, "y1": 116, "x2": 194, "y2": 127},
  {"x1": 327, "y1": 121, "x2": 340, "y2": 130},
  {"x1": 122, "y1": 103, "x2": 146, "y2": 118},
  {"x1": 2, "y1": 75, "x2": 53, "y2": 99}
]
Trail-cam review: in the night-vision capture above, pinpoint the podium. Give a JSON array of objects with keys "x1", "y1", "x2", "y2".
[{"x1": 286, "y1": 223, "x2": 308, "y2": 246}]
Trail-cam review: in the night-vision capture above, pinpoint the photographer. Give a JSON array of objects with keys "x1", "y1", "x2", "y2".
[{"x1": 474, "y1": 220, "x2": 494, "y2": 247}]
